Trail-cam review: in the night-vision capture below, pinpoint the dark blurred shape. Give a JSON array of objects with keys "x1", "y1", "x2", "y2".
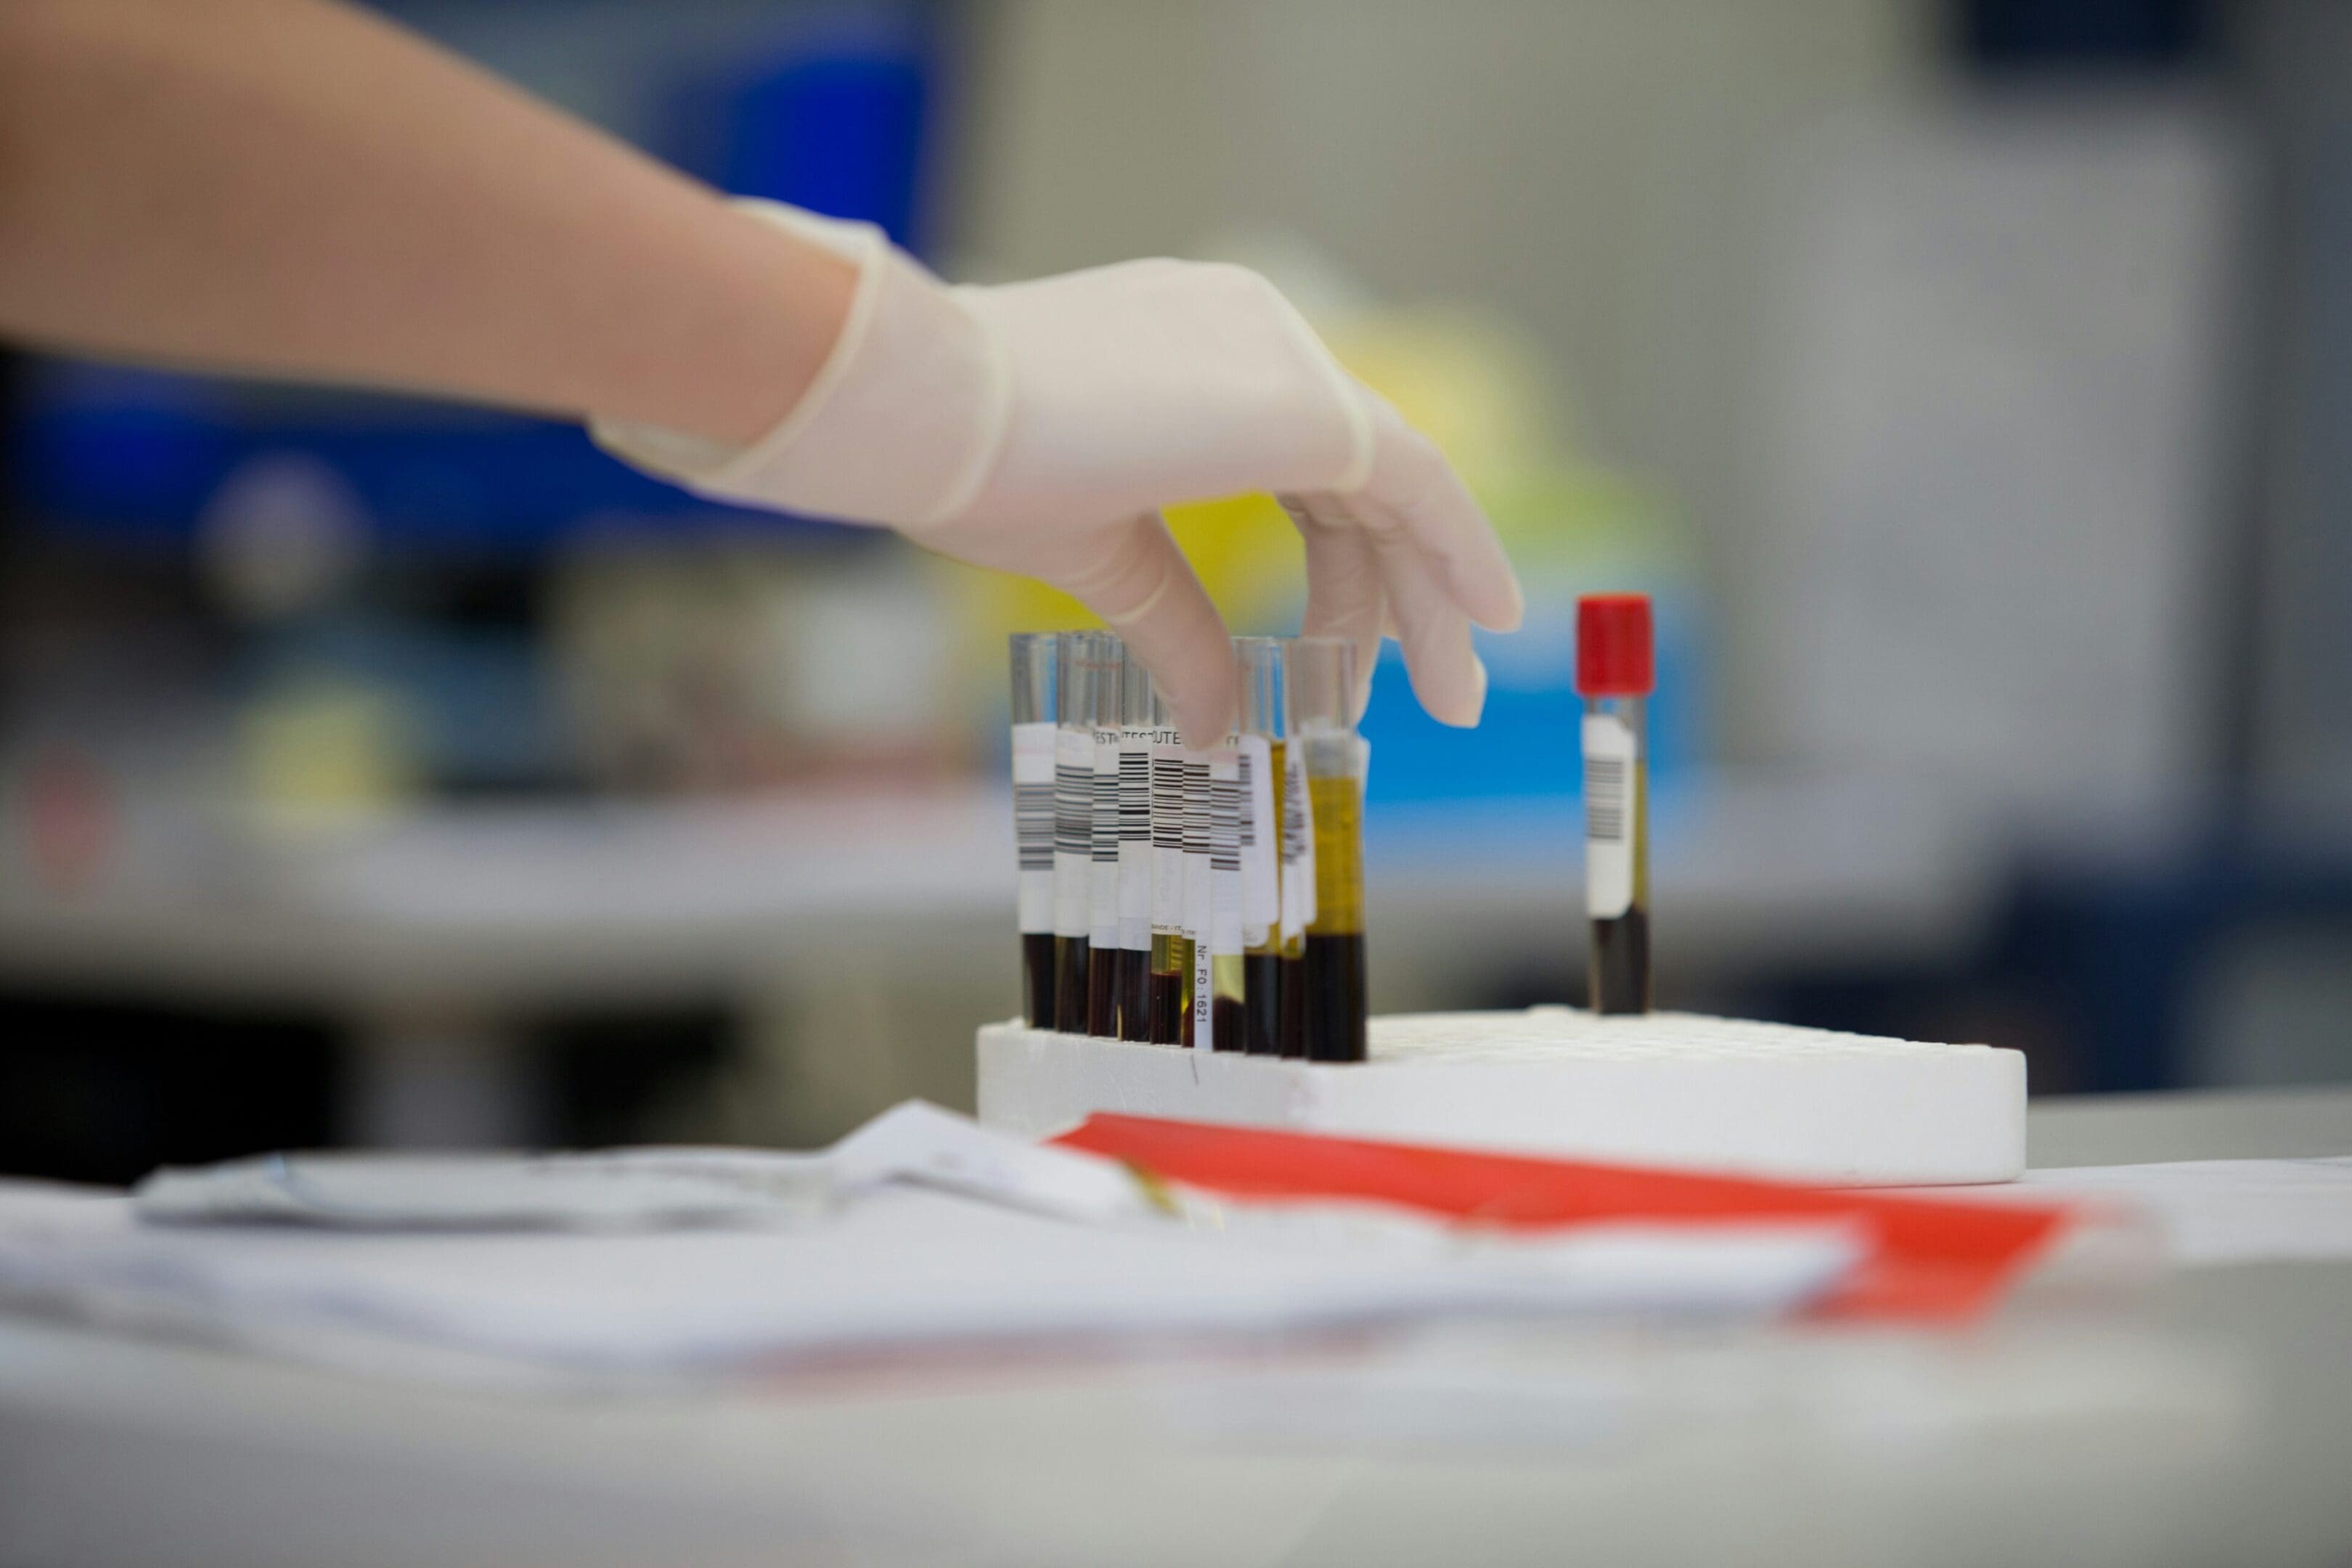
[
  {"x1": 0, "y1": 997, "x2": 739, "y2": 1183},
  {"x1": 1955, "y1": 0, "x2": 2215, "y2": 72},
  {"x1": 542, "y1": 1008, "x2": 735, "y2": 1150},
  {"x1": 0, "y1": 998, "x2": 338, "y2": 1187}
]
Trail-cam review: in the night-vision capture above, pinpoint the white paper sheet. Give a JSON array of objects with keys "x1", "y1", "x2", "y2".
[
  {"x1": 0, "y1": 1182, "x2": 1855, "y2": 1386},
  {"x1": 131, "y1": 1102, "x2": 1148, "y2": 1230},
  {"x1": 2020, "y1": 1158, "x2": 2352, "y2": 1267}
]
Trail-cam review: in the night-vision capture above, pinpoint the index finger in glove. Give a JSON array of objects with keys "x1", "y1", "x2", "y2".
[
  {"x1": 1367, "y1": 513, "x2": 1488, "y2": 727},
  {"x1": 1058, "y1": 511, "x2": 1237, "y2": 748},
  {"x1": 1286, "y1": 497, "x2": 1386, "y2": 721},
  {"x1": 1356, "y1": 396, "x2": 1524, "y2": 634}
]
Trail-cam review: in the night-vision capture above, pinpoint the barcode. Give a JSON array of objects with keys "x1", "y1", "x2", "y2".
[
  {"x1": 1281, "y1": 764, "x2": 1310, "y2": 864},
  {"x1": 1585, "y1": 756, "x2": 1628, "y2": 844},
  {"x1": 1119, "y1": 748, "x2": 1151, "y2": 843},
  {"x1": 1182, "y1": 759, "x2": 1211, "y2": 856},
  {"x1": 1092, "y1": 760, "x2": 1120, "y2": 863},
  {"x1": 1151, "y1": 752, "x2": 1183, "y2": 850},
  {"x1": 1236, "y1": 752, "x2": 1256, "y2": 849},
  {"x1": 1055, "y1": 761, "x2": 1091, "y2": 857},
  {"x1": 1211, "y1": 772, "x2": 1241, "y2": 873},
  {"x1": 1016, "y1": 780, "x2": 1055, "y2": 871}
]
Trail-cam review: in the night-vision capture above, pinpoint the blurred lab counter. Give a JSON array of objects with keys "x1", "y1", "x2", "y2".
[
  {"x1": 1, "y1": 1086, "x2": 2348, "y2": 1568},
  {"x1": 0, "y1": 769, "x2": 1999, "y2": 1143}
]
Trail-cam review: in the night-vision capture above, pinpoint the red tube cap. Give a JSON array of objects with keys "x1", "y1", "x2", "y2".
[{"x1": 1576, "y1": 593, "x2": 1654, "y2": 697}]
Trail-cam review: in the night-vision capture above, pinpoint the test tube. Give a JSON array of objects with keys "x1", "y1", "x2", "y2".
[
  {"x1": 1116, "y1": 651, "x2": 1156, "y2": 1040},
  {"x1": 1236, "y1": 638, "x2": 1285, "y2": 1055},
  {"x1": 1087, "y1": 634, "x2": 1125, "y2": 1037},
  {"x1": 1275, "y1": 675, "x2": 1314, "y2": 1060},
  {"x1": 1180, "y1": 716, "x2": 1212, "y2": 1046},
  {"x1": 1577, "y1": 594, "x2": 1654, "y2": 1015},
  {"x1": 1146, "y1": 681, "x2": 1188, "y2": 1044},
  {"x1": 1288, "y1": 637, "x2": 1368, "y2": 1063},
  {"x1": 1009, "y1": 634, "x2": 1058, "y2": 1029},
  {"x1": 1052, "y1": 632, "x2": 1096, "y2": 1030},
  {"x1": 1205, "y1": 731, "x2": 1246, "y2": 1050}
]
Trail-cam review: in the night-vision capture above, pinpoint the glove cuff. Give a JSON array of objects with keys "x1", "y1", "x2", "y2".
[{"x1": 591, "y1": 200, "x2": 1010, "y2": 528}]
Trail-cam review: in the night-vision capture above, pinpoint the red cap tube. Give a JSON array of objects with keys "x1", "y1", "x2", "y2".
[{"x1": 1576, "y1": 593, "x2": 1654, "y2": 698}]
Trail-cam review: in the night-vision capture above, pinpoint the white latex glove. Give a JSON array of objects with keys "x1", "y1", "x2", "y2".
[{"x1": 593, "y1": 201, "x2": 1522, "y2": 745}]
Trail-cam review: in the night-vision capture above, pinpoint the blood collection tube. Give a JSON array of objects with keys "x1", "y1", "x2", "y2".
[
  {"x1": 1051, "y1": 632, "x2": 1095, "y2": 1030},
  {"x1": 1008, "y1": 633, "x2": 1058, "y2": 1029},
  {"x1": 1087, "y1": 634, "x2": 1124, "y2": 1037},
  {"x1": 1236, "y1": 638, "x2": 1286, "y2": 1055},
  {"x1": 1289, "y1": 637, "x2": 1368, "y2": 1063},
  {"x1": 1577, "y1": 593, "x2": 1654, "y2": 1016},
  {"x1": 1206, "y1": 735, "x2": 1246, "y2": 1050},
  {"x1": 1179, "y1": 718, "x2": 1212, "y2": 1046},
  {"x1": 1116, "y1": 652, "x2": 1155, "y2": 1040},
  {"x1": 1146, "y1": 682, "x2": 1188, "y2": 1044},
  {"x1": 1275, "y1": 669, "x2": 1315, "y2": 1059}
]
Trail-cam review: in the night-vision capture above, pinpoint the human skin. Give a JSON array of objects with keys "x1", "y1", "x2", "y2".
[{"x1": 0, "y1": 0, "x2": 854, "y2": 444}]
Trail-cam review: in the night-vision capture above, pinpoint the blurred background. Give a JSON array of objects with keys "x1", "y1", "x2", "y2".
[{"x1": 4, "y1": 0, "x2": 2348, "y2": 1180}]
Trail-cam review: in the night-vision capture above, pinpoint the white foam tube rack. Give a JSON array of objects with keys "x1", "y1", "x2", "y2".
[{"x1": 977, "y1": 1008, "x2": 2026, "y2": 1187}]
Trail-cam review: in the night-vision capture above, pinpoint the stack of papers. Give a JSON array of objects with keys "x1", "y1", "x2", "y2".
[
  {"x1": 0, "y1": 1104, "x2": 1865, "y2": 1387},
  {"x1": 0, "y1": 1185, "x2": 1851, "y2": 1385}
]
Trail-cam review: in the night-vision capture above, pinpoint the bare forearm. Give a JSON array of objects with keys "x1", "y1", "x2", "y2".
[{"x1": 0, "y1": 0, "x2": 852, "y2": 443}]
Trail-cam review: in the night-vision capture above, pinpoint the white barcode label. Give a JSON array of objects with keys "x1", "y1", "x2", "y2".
[
  {"x1": 1583, "y1": 712, "x2": 1638, "y2": 919},
  {"x1": 1238, "y1": 735, "x2": 1277, "y2": 944},
  {"x1": 1053, "y1": 727, "x2": 1093, "y2": 938},
  {"x1": 1180, "y1": 751, "x2": 1211, "y2": 942},
  {"x1": 1090, "y1": 728, "x2": 1120, "y2": 948},
  {"x1": 1183, "y1": 746, "x2": 1214, "y2": 1050},
  {"x1": 1191, "y1": 920, "x2": 1214, "y2": 1050},
  {"x1": 1211, "y1": 748, "x2": 1243, "y2": 955},
  {"x1": 1013, "y1": 722, "x2": 1055, "y2": 935},
  {"x1": 1278, "y1": 746, "x2": 1317, "y2": 942},
  {"x1": 1151, "y1": 739, "x2": 1185, "y2": 934},
  {"x1": 1117, "y1": 727, "x2": 1153, "y2": 951}
]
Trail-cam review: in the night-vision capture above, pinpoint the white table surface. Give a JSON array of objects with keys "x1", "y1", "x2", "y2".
[{"x1": 2, "y1": 1086, "x2": 2348, "y2": 1568}]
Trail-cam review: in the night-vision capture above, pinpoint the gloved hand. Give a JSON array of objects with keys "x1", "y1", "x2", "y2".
[{"x1": 593, "y1": 201, "x2": 1522, "y2": 746}]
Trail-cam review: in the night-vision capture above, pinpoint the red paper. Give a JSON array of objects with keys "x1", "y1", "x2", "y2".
[{"x1": 1053, "y1": 1114, "x2": 2075, "y2": 1323}]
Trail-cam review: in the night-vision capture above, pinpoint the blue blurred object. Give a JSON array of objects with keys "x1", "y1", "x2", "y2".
[
  {"x1": 7, "y1": 364, "x2": 730, "y2": 551},
  {"x1": 5, "y1": 9, "x2": 939, "y2": 555},
  {"x1": 1360, "y1": 592, "x2": 1703, "y2": 809},
  {"x1": 705, "y1": 44, "x2": 933, "y2": 252}
]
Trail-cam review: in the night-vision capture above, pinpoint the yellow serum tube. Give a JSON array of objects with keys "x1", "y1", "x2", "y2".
[{"x1": 1288, "y1": 637, "x2": 1368, "y2": 1063}]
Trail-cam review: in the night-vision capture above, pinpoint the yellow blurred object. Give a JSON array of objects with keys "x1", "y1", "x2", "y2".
[
  {"x1": 941, "y1": 290, "x2": 1683, "y2": 724},
  {"x1": 1326, "y1": 305, "x2": 1683, "y2": 574},
  {"x1": 954, "y1": 493, "x2": 1302, "y2": 638},
  {"x1": 1323, "y1": 309, "x2": 1564, "y2": 497},
  {"x1": 240, "y1": 678, "x2": 421, "y2": 819}
]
